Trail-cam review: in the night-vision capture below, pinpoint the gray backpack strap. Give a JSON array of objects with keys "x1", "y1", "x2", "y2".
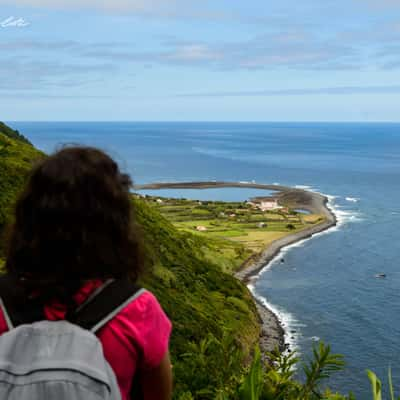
[
  {"x1": 0, "y1": 276, "x2": 145, "y2": 333},
  {"x1": 68, "y1": 278, "x2": 145, "y2": 332},
  {"x1": 0, "y1": 275, "x2": 45, "y2": 328},
  {"x1": 0, "y1": 297, "x2": 13, "y2": 330}
]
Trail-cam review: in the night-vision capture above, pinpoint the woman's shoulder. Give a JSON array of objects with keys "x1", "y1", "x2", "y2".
[
  {"x1": 109, "y1": 289, "x2": 172, "y2": 369},
  {"x1": 118, "y1": 289, "x2": 170, "y2": 324}
]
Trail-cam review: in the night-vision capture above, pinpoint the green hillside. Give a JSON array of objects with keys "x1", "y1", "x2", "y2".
[
  {"x1": 0, "y1": 122, "x2": 31, "y2": 145},
  {"x1": 0, "y1": 124, "x2": 44, "y2": 255},
  {"x1": 0, "y1": 122, "x2": 260, "y2": 398}
]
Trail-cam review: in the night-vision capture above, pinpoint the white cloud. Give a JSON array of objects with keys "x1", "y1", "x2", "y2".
[
  {"x1": 0, "y1": 57, "x2": 115, "y2": 90},
  {"x1": 0, "y1": 40, "x2": 78, "y2": 50},
  {"x1": 0, "y1": 0, "x2": 295, "y2": 24},
  {"x1": 354, "y1": 0, "x2": 400, "y2": 9},
  {"x1": 177, "y1": 85, "x2": 400, "y2": 97},
  {"x1": 0, "y1": 0, "x2": 229, "y2": 20},
  {"x1": 78, "y1": 32, "x2": 358, "y2": 70},
  {"x1": 0, "y1": 31, "x2": 360, "y2": 72},
  {"x1": 166, "y1": 44, "x2": 222, "y2": 62},
  {"x1": 0, "y1": 0, "x2": 171, "y2": 12}
]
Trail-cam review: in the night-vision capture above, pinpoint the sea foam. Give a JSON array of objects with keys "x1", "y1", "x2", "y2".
[
  {"x1": 294, "y1": 185, "x2": 313, "y2": 190},
  {"x1": 248, "y1": 283, "x2": 302, "y2": 354},
  {"x1": 324, "y1": 194, "x2": 364, "y2": 229}
]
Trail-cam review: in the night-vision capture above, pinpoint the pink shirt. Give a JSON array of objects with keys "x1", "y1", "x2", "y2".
[{"x1": 0, "y1": 280, "x2": 172, "y2": 400}]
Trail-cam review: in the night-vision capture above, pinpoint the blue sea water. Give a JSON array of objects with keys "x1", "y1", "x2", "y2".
[{"x1": 9, "y1": 121, "x2": 400, "y2": 398}]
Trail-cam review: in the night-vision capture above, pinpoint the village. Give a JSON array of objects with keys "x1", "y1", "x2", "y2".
[{"x1": 138, "y1": 193, "x2": 325, "y2": 272}]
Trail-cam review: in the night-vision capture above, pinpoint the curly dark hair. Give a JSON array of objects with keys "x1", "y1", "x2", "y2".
[{"x1": 5, "y1": 146, "x2": 144, "y2": 305}]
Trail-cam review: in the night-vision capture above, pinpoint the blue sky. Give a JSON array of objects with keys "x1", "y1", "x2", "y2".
[{"x1": 1, "y1": 0, "x2": 400, "y2": 121}]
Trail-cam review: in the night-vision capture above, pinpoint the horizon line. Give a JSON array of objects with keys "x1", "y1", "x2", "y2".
[{"x1": 6, "y1": 120, "x2": 400, "y2": 124}]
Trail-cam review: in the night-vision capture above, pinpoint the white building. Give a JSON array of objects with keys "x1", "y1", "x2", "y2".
[{"x1": 248, "y1": 197, "x2": 280, "y2": 211}]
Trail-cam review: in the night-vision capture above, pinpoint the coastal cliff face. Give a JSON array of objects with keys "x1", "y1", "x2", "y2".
[{"x1": 0, "y1": 122, "x2": 260, "y2": 399}]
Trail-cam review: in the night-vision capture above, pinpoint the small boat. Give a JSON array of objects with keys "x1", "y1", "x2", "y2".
[{"x1": 375, "y1": 273, "x2": 386, "y2": 278}]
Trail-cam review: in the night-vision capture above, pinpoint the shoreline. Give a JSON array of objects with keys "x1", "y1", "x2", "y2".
[
  {"x1": 235, "y1": 194, "x2": 337, "y2": 354},
  {"x1": 134, "y1": 181, "x2": 337, "y2": 354}
]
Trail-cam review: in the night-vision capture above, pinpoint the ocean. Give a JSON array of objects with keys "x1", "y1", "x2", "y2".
[{"x1": 9, "y1": 121, "x2": 400, "y2": 398}]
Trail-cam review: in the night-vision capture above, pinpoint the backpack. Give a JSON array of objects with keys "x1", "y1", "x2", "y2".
[{"x1": 0, "y1": 276, "x2": 144, "y2": 400}]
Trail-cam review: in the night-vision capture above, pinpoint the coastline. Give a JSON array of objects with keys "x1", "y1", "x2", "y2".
[
  {"x1": 235, "y1": 194, "x2": 337, "y2": 354},
  {"x1": 135, "y1": 181, "x2": 337, "y2": 354}
]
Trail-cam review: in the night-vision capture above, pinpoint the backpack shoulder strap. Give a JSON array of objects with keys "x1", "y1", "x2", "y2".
[
  {"x1": 0, "y1": 275, "x2": 144, "y2": 333},
  {"x1": 0, "y1": 275, "x2": 44, "y2": 330},
  {"x1": 69, "y1": 278, "x2": 145, "y2": 333}
]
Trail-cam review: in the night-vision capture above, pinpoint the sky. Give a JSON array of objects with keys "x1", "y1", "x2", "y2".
[{"x1": 1, "y1": 0, "x2": 400, "y2": 121}]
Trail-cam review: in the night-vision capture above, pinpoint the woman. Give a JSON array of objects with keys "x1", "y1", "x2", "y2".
[{"x1": 0, "y1": 146, "x2": 172, "y2": 400}]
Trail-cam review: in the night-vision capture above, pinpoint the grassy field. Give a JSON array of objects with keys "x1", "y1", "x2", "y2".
[{"x1": 138, "y1": 194, "x2": 326, "y2": 273}]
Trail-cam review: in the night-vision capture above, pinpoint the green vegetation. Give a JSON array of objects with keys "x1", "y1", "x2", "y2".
[
  {"x1": 177, "y1": 335, "x2": 392, "y2": 400},
  {"x1": 0, "y1": 123, "x2": 44, "y2": 254},
  {"x1": 0, "y1": 122, "x2": 31, "y2": 145},
  {"x1": 172, "y1": 334, "x2": 353, "y2": 399},
  {"x1": 236, "y1": 342, "x2": 350, "y2": 400}
]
